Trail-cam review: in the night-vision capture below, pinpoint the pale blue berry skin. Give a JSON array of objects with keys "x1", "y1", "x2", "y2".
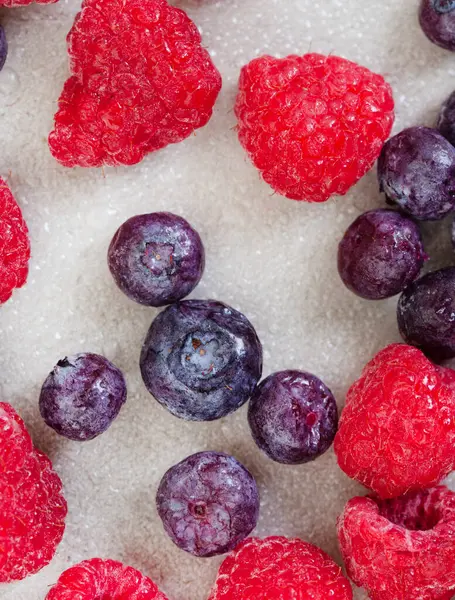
[
  {"x1": 419, "y1": 0, "x2": 455, "y2": 51},
  {"x1": 39, "y1": 353, "x2": 127, "y2": 441},
  {"x1": 140, "y1": 299, "x2": 263, "y2": 421},
  {"x1": 0, "y1": 26, "x2": 7, "y2": 72},
  {"x1": 156, "y1": 451, "x2": 259, "y2": 557},
  {"x1": 377, "y1": 127, "x2": 455, "y2": 221},
  {"x1": 108, "y1": 212, "x2": 205, "y2": 307},
  {"x1": 248, "y1": 370, "x2": 338, "y2": 465}
]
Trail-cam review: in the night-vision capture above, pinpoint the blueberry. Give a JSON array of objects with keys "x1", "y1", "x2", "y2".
[
  {"x1": 378, "y1": 127, "x2": 455, "y2": 221},
  {"x1": 419, "y1": 0, "x2": 455, "y2": 51},
  {"x1": 248, "y1": 370, "x2": 338, "y2": 465},
  {"x1": 0, "y1": 26, "x2": 7, "y2": 72},
  {"x1": 140, "y1": 299, "x2": 263, "y2": 421},
  {"x1": 397, "y1": 267, "x2": 455, "y2": 360},
  {"x1": 156, "y1": 451, "x2": 259, "y2": 557},
  {"x1": 108, "y1": 212, "x2": 204, "y2": 307},
  {"x1": 39, "y1": 353, "x2": 127, "y2": 441},
  {"x1": 337, "y1": 209, "x2": 426, "y2": 300},
  {"x1": 438, "y1": 91, "x2": 455, "y2": 146}
]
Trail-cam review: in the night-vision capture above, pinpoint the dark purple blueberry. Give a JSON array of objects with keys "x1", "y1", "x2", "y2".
[
  {"x1": 156, "y1": 451, "x2": 259, "y2": 557},
  {"x1": 438, "y1": 91, "x2": 455, "y2": 146},
  {"x1": 248, "y1": 370, "x2": 338, "y2": 465},
  {"x1": 419, "y1": 0, "x2": 455, "y2": 51},
  {"x1": 337, "y1": 209, "x2": 426, "y2": 300},
  {"x1": 397, "y1": 267, "x2": 455, "y2": 360},
  {"x1": 39, "y1": 353, "x2": 127, "y2": 441},
  {"x1": 140, "y1": 299, "x2": 263, "y2": 421},
  {"x1": 377, "y1": 127, "x2": 455, "y2": 221},
  {"x1": 108, "y1": 212, "x2": 205, "y2": 307},
  {"x1": 0, "y1": 26, "x2": 7, "y2": 72}
]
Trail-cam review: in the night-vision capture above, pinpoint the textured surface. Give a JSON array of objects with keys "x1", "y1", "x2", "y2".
[
  {"x1": 338, "y1": 486, "x2": 455, "y2": 600},
  {"x1": 45, "y1": 558, "x2": 169, "y2": 600},
  {"x1": 334, "y1": 344, "x2": 455, "y2": 498},
  {"x1": 2, "y1": 1, "x2": 455, "y2": 599},
  {"x1": 48, "y1": 0, "x2": 221, "y2": 167},
  {"x1": 235, "y1": 53, "x2": 394, "y2": 202},
  {"x1": 156, "y1": 451, "x2": 259, "y2": 557},
  {"x1": 208, "y1": 536, "x2": 353, "y2": 600}
]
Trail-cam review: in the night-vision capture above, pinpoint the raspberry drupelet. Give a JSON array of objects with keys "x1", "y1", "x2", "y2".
[
  {"x1": 49, "y1": 0, "x2": 222, "y2": 168},
  {"x1": 338, "y1": 486, "x2": 455, "y2": 600},
  {"x1": 334, "y1": 343, "x2": 455, "y2": 498},
  {"x1": 235, "y1": 53, "x2": 394, "y2": 202}
]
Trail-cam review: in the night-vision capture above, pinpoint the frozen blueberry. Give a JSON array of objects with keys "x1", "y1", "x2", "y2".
[
  {"x1": 438, "y1": 91, "x2": 455, "y2": 146},
  {"x1": 156, "y1": 451, "x2": 259, "y2": 557},
  {"x1": 419, "y1": 0, "x2": 455, "y2": 51},
  {"x1": 140, "y1": 299, "x2": 263, "y2": 421},
  {"x1": 377, "y1": 127, "x2": 455, "y2": 221},
  {"x1": 397, "y1": 267, "x2": 455, "y2": 360},
  {"x1": 108, "y1": 212, "x2": 204, "y2": 307},
  {"x1": 0, "y1": 26, "x2": 7, "y2": 72},
  {"x1": 39, "y1": 353, "x2": 127, "y2": 441},
  {"x1": 337, "y1": 209, "x2": 426, "y2": 300},
  {"x1": 248, "y1": 370, "x2": 338, "y2": 465}
]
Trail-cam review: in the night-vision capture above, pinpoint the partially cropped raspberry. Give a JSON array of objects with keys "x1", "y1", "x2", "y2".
[
  {"x1": 48, "y1": 0, "x2": 222, "y2": 168},
  {"x1": 334, "y1": 344, "x2": 455, "y2": 498},
  {"x1": 208, "y1": 536, "x2": 352, "y2": 600},
  {"x1": 0, "y1": 178, "x2": 30, "y2": 304},
  {"x1": 45, "y1": 558, "x2": 169, "y2": 600},
  {"x1": 0, "y1": 402, "x2": 67, "y2": 582},
  {"x1": 338, "y1": 486, "x2": 455, "y2": 600},
  {"x1": 235, "y1": 53, "x2": 394, "y2": 202}
]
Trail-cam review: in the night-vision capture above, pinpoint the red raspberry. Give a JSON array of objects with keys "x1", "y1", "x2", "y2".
[
  {"x1": 45, "y1": 558, "x2": 169, "y2": 600},
  {"x1": 235, "y1": 53, "x2": 394, "y2": 202},
  {"x1": 334, "y1": 343, "x2": 455, "y2": 498},
  {"x1": 48, "y1": 0, "x2": 222, "y2": 168},
  {"x1": 208, "y1": 536, "x2": 352, "y2": 600},
  {"x1": 338, "y1": 486, "x2": 455, "y2": 600},
  {"x1": 0, "y1": 402, "x2": 67, "y2": 582},
  {"x1": 0, "y1": 178, "x2": 30, "y2": 304}
]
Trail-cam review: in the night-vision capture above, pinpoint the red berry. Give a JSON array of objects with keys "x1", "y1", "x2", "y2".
[
  {"x1": 338, "y1": 486, "x2": 455, "y2": 600},
  {"x1": 48, "y1": 0, "x2": 222, "y2": 168},
  {"x1": 0, "y1": 178, "x2": 30, "y2": 304},
  {"x1": 235, "y1": 53, "x2": 394, "y2": 202},
  {"x1": 208, "y1": 536, "x2": 352, "y2": 600},
  {"x1": 45, "y1": 558, "x2": 169, "y2": 600},
  {"x1": 334, "y1": 343, "x2": 455, "y2": 498},
  {"x1": 0, "y1": 402, "x2": 67, "y2": 582}
]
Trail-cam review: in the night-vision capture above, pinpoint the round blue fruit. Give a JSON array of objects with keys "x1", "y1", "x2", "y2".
[
  {"x1": 248, "y1": 370, "x2": 338, "y2": 465},
  {"x1": 377, "y1": 127, "x2": 455, "y2": 221},
  {"x1": 108, "y1": 212, "x2": 205, "y2": 307},
  {"x1": 0, "y1": 26, "x2": 7, "y2": 72},
  {"x1": 156, "y1": 451, "x2": 259, "y2": 557},
  {"x1": 419, "y1": 0, "x2": 455, "y2": 51},
  {"x1": 39, "y1": 353, "x2": 127, "y2": 441},
  {"x1": 337, "y1": 209, "x2": 426, "y2": 300},
  {"x1": 140, "y1": 299, "x2": 263, "y2": 421}
]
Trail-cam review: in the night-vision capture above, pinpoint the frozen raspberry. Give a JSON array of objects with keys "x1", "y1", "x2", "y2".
[
  {"x1": 39, "y1": 353, "x2": 127, "y2": 441},
  {"x1": 0, "y1": 402, "x2": 67, "y2": 582},
  {"x1": 419, "y1": 0, "x2": 455, "y2": 51},
  {"x1": 156, "y1": 451, "x2": 259, "y2": 557},
  {"x1": 108, "y1": 212, "x2": 205, "y2": 307},
  {"x1": 338, "y1": 486, "x2": 455, "y2": 600},
  {"x1": 334, "y1": 344, "x2": 455, "y2": 498},
  {"x1": 48, "y1": 0, "x2": 221, "y2": 168},
  {"x1": 234, "y1": 53, "x2": 394, "y2": 202},
  {"x1": 208, "y1": 536, "x2": 352, "y2": 600},
  {"x1": 0, "y1": 178, "x2": 30, "y2": 304},
  {"x1": 45, "y1": 558, "x2": 168, "y2": 600},
  {"x1": 248, "y1": 370, "x2": 338, "y2": 465}
]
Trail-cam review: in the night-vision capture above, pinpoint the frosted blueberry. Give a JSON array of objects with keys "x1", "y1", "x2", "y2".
[
  {"x1": 248, "y1": 370, "x2": 338, "y2": 465},
  {"x1": 108, "y1": 212, "x2": 204, "y2": 307},
  {"x1": 156, "y1": 451, "x2": 259, "y2": 557},
  {"x1": 140, "y1": 299, "x2": 263, "y2": 421},
  {"x1": 39, "y1": 353, "x2": 127, "y2": 441},
  {"x1": 419, "y1": 0, "x2": 455, "y2": 51}
]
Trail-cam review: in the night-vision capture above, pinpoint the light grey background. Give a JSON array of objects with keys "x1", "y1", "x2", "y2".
[{"x1": 0, "y1": 0, "x2": 454, "y2": 598}]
